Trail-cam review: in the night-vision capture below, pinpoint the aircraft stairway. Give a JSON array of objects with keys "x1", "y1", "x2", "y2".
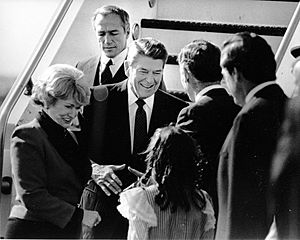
[{"x1": 0, "y1": 0, "x2": 299, "y2": 237}]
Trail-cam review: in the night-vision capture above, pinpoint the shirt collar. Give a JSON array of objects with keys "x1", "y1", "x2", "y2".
[
  {"x1": 195, "y1": 84, "x2": 224, "y2": 102},
  {"x1": 127, "y1": 80, "x2": 154, "y2": 109},
  {"x1": 245, "y1": 81, "x2": 277, "y2": 104},
  {"x1": 101, "y1": 48, "x2": 128, "y2": 66}
]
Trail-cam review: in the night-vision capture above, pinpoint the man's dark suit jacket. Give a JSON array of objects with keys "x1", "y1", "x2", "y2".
[
  {"x1": 176, "y1": 87, "x2": 240, "y2": 215},
  {"x1": 216, "y1": 84, "x2": 287, "y2": 240},
  {"x1": 270, "y1": 97, "x2": 300, "y2": 240},
  {"x1": 82, "y1": 79, "x2": 188, "y2": 239},
  {"x1": 76, "y1": 55, "x2": 127, "y2": 86}
]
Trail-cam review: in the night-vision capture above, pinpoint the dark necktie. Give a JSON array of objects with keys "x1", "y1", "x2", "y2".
[
  {"x1": 101, "y1": 59, "x2": 113, "y2": 84},
  {"x1": 133, "y1": 99, "x2": 147, "y2": 154}
]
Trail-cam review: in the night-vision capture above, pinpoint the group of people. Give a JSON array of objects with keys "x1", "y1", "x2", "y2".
[{"x1": 4, "y1": 3, "x2": 300, "y2": 240}]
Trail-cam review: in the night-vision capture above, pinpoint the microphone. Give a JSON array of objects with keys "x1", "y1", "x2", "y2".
[{"x1": 92, "y1": 85, "x2": 109, "y2": 102}]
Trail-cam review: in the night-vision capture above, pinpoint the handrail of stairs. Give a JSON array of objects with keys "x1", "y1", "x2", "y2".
[
  {"x1": 0, "y1": 0, "x2": 73, "y2": 204},
  {"x1": 143, "y1": 18, "x2": 289, "y2": 65},
  {"x1": 141, "y1": 19, "x2": 287, "y2": 36},
  {"x1": 275, "y1": 1, "x2": 300, "y2": 68},
  {"x1": 154, "y1": 1, "x2": 300, "y2": 67}
]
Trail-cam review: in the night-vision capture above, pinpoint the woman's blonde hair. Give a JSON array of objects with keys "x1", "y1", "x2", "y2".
[{"x1": 31, "y1": 64, "x2": 90, "y2": 107}]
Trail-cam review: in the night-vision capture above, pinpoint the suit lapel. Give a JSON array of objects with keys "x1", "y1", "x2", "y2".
[
  {"x1": 109, "y1": 80, "x2": 131, "y2": 152},
  {"x1": 149, "y1": 91, "x2": 164, "y2": 137},
  {"x1": 83, "y1": 56, "x2": 100, "y2": 87}
]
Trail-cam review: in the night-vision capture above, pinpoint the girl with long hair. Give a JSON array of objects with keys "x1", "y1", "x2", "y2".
[{"x1": 118, "y1": 126, "x2": 215, "y2": 239}]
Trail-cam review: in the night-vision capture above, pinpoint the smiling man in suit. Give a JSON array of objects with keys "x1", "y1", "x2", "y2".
[
  {"x1": 216, "y1": 32, "x2": 287, "y2": 240},
  {"x1": 76, "y1": 5, "x2": 130, "y2": 87},
  {"x1": 82, "y1": 37, "x2": 187, "y2": 239}
]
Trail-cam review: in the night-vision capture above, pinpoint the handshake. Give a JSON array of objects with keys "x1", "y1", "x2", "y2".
[{"x1": 91, "y1": 164, "x2": 155, "y2": 196}]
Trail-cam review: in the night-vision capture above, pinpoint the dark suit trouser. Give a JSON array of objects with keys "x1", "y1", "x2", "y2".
[
  {"x1": 80, "y1": 179, "x2": 129, "y2": 239},
  {"x1": 5, "y1": 217, "x2": 81, "y2": 239}
]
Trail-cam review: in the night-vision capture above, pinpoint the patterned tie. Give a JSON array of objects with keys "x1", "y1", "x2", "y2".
[
  {"x1": 133, "y1": 99, "x2": 147, "y2": 154},
  {"x1": 101, "y1": 59, "x2": 113, "y2": 84}
]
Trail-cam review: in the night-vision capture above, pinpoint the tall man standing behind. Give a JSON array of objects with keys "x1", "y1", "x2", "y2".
[
  {"x1": 76, "y1": 5, "x2": 130, "y2": 86},
  {"x1": 82, "y1": 37, "x2": 188, "y2": 239},
  {"x1": 176, "y1": 40, "x2": 240, "y2": 215},
  {"x1": 266, "y1": 47, "x2": 300, "y2": 240},
  {"x1": 216, "y1": 32, "x2": 287, "y2": 240}
]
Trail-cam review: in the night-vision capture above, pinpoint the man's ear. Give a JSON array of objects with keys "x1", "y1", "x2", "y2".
[
  {"x1": 125, "y1": 25, "x2": 130, "y2": 39},
  {"x1": 232, "y1": 67, "x2": 240, "y2": 82},
  {"x1": 179, "y1": 67, "x2": 189, "y2": 89},
  {"x1": 233, "y1": 67, "x2": 245, "y2": 82},
  {"x1": 42, "y1": 100, "x2": 50, "y2": 109},
  {"x1": 184, "y1": 68, "x2": 192, "y2": 83},
  {"x1": 124, "y1": 60, "x2": 130, "y2": 77}
]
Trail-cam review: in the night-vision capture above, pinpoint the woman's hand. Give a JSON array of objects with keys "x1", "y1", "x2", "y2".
[{"x1": 82, "y1": 209, "x2": 101, "y2": 228}]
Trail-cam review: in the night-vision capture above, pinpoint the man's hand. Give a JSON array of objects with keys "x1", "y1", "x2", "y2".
[{"x1": 92, "y1": 164, "x2": 125, "y2": 196}]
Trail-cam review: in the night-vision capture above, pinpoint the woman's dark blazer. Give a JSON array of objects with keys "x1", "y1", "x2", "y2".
[{"x1": 9, "y1": 118, "x2": 83, "y2": 228}]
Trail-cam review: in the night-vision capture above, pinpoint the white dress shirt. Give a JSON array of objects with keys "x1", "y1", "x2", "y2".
[
  {"x1": 100, "y1": 48, "x2": 128, "y2": 78},
  {"x1": 128, "y1": 81, "x2": 154, "y2": 153}
]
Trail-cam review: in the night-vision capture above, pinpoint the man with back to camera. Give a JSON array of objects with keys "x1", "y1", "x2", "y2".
[
  {"x1": 176, "y1": 39, "x2": 240, "y2": 217},
  {"x1": 216, "y1": 32, "x2": 287, "y2": 240},
  {"x1": 81, "y1": 37, "x2": 188, "y2": 239}
]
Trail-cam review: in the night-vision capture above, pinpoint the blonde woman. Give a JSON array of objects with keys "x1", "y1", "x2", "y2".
[{"x1": 5, "y1": 64, "x2": 101, "y2": 239}]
